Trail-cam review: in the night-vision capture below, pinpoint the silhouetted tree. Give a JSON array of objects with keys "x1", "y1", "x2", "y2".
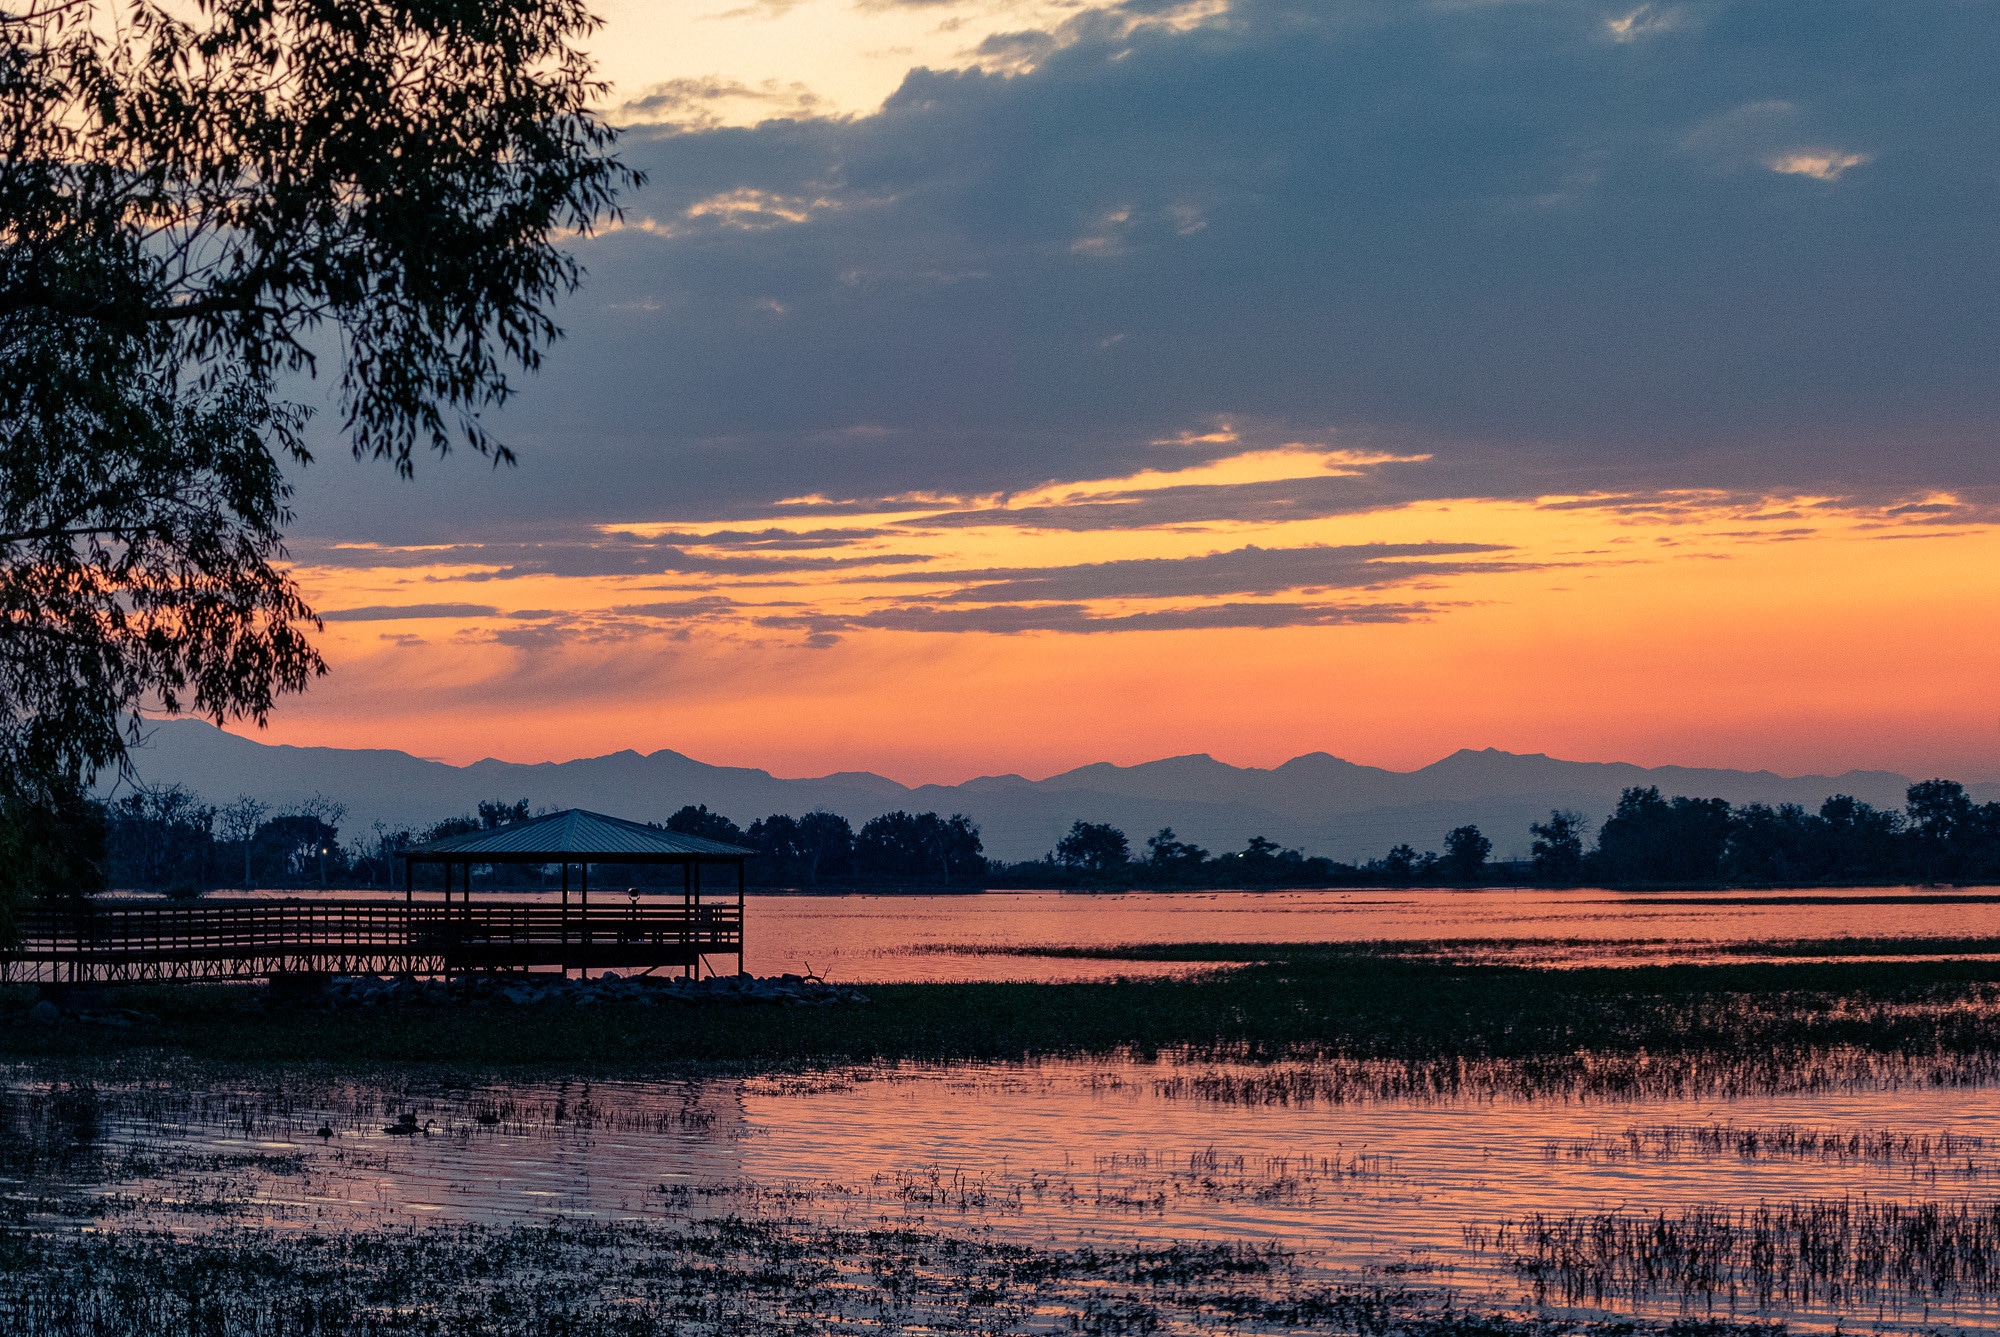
[
  {"x1": 1719, "y1": 803, "x2": 1816, "y2": 884},
  {"x1": 416, "y1": 798, "x2": 523, "y2": 847},
  {"x1": 217, "y1": 795, "x2": 268, "y2": 890},
  {"x1": 293, "y1": 795, "x2": 347, "y2": 887},
  {"x1": 352, "y1": 821, "x2": 416, "y2": 889},
  {"x1": 1381, "y1": 843, "x2": 1419, "y2": 884},
  {"x1": 1056, "y1": 821, "x2": 1130, "y2": 874},
  {"x1": 1816, "y1": 794, "x2": 1903, "y2": 879},
  {"x1": 1592, "y1": 787, "x2": 1731, "y2": 883},
  {"x1": 1145, "y1": 828, "x2": 1209, "y2": 877},
  {"x1": 0, "y1": 780, "x2": 105, "y2": 942},
  {"x1": 745, "y1": 814, "x2": 801, "y2": 884},
  {"x1": 1443, "y1": 825, "x2": 1491, "y2": 882},
  {"x1": 1907, "y1": 779, "x2": 1974, "y2": 882},
  {"x1": 1530, "y1": 810, "x2": 1587, "y2": 883},
  {"x1": 666, "y1": 804, "x2": 746, "y2": 846},
  {"x1": 478, "y1": 799, "x2": 531, "y2": 829},
  {"x1": 0, "y1": 0, "x2": 634, "y2": 843},
  {"x1": 251, "y1": 813, "x2": 342, "y2": 887},
  {"x1": 1221, "y1": 834, "x2": 1326, "y2": 886},
  {"x1": 423, "y1": 815, "x2": 482, "y2": 844},
  {"x1": 797, "y1": 810, "x2": 855, "y2": 885},
  {"x1": 855, "y1": 811, "x2": 984, "y2": 885},
  {"x1": 104, "y1": 783, "x2": 216, "y2": 895}
]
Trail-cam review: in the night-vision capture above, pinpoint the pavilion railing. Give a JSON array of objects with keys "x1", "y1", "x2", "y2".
[{"x1": 0, "y1": 899, "x2": 744, "y2": 985}]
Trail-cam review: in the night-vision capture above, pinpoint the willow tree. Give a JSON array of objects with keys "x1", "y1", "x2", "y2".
[{"x1": 0, "y1": 0, "x2": 633, "y2": 906}]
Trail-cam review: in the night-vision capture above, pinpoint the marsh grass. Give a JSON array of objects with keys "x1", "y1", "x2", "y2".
[
  {"x1": 1548, "y1": 1124, "x2": 1998, "y2": 1180},
  {"x1": 1155, "y1": 1046, "x2": 2000, "y2": 1106},
  {"x1": 0, "y1": 1215, "x2": 1787, "y2": 1336},
  {"x1": 0, "y1": 1074, "x2": 719, "y2": 1145},
  {"x1": 12, "y1": 949, "x2": 2000, "y2": 1086},
  {"x1": 868, "y1": 1146, "x2": 1398, "y2": 1219},
  {"x1": 1472, "y1": 1196, "x2": 2000, "y2": 1313}
]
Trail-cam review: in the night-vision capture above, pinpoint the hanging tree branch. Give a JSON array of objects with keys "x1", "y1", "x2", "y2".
[{"x1": 0, "y1": 0, "x2": 637, "y2": 823}]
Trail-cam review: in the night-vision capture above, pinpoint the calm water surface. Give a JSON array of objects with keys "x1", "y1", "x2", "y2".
[
  {"x1": 15, "y1": 1059, "x2": 2000, "y2": 1331},
  {"x1": 738, "y1": 886, "x2": 2000, "y2": 979},
  {"x1": 32, "y1": 887, "x2": 2000, "y2": 1330},
  {"x1": 137, "y1": 885, "x2": 2000, "y2": 980}
]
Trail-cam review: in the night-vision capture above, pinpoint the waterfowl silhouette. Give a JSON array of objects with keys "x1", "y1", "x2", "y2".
[
  {"x1": 316, "y1": 1124, "x2": 334, "y2": 1140},
  {"x1": 383, "y1": 1112, "x2": 433, "y2": 1136}
]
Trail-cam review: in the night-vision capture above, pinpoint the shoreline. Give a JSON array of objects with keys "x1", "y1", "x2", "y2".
[{"x1": 8, "y1": 947, "x2": 2000, "y2": 1078}]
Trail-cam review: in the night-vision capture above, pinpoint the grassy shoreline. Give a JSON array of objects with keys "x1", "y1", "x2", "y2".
[{"x1": 8, "y1": 945, "x2": 2000, "y2": 1079}]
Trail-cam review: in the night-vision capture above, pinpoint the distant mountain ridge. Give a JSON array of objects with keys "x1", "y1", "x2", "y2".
[{"x1": 111, "y1": 720, "x2": 1984, "y2": 863}]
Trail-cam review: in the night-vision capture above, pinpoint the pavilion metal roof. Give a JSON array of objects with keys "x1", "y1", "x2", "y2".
[{"x1": 406, "y1": 809, "x2": 753, "y2": 862}]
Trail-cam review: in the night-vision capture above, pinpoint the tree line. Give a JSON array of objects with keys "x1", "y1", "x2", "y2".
[
  {"x1": 1, "y1": 793, "x2": 998, "y2": 896},
  {"x1": 1020, "y1": 779, "x2": 2000, "y2": 888},
  {"x1": 7, "y1": 776, "x2": 1997, "y2": 900},
  {"x1": 1520, "y1": 780, "x2": 2000, "y2": 886}
]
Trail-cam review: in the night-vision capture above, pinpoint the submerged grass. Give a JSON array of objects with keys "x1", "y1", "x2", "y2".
[
  {"x1": 0, "y1": 1215, "x2": 1787, "y2": 1336},
  {"x1": 1472, "y1": 1195, "x2": 2000, "y2": 1313},
  {"x1": 1548, "y1": 1124, "x2": 1996, "y2": 1174}
]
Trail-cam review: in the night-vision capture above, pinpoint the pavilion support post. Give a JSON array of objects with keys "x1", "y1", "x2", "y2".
[
  {"x1": 466, "y1": 860, "x2": 480, "y2": 994},
  {"x1": 580, "y1": 862, "x2": 589, "y2": 978},
  {"x1": 737, "y1": 858, "x2": 746, "y2": 978},
  {"x1": 682, "y1": 861, "x2": 693, "y2": 979},
  {"x1": 441, "y1": 860, "x2": 451, "y2": 990},
  {"x1": 560, "y1": 862, "x2": 569, "y2": 978},
  {"x1": 402, "y1": 857, "x2": 413, "y2": 976}
]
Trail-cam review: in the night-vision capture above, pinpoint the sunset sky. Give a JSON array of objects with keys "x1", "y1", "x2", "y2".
[{"x1": 260, "y1": 0, "x2": 2000, "y2": 785}]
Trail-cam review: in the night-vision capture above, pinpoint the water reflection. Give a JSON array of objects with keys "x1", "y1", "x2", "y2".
[
  {"x1": 92, "y1": 886, "x2": 2000, "y2": 981},
  {"x1": 15, "y1": 1058, "x2": 2000, "y2": 1329}
]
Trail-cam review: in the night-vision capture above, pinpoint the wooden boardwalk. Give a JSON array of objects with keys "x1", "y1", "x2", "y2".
[{"x1": 0, "y1": 898, "x2": 744, "y2": 985}]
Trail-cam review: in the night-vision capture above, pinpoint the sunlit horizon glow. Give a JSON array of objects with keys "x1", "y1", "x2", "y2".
[{"x1": 242, "y1": 437, "x2": 2000, "y2": 786}]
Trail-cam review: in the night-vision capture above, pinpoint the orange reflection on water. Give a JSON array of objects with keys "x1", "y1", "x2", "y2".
[
  {"x1": 33, "y1": 1061, "x2": 2000, "y2": 1332},
  {"x1": 741, "y1": 887, "x2": 2000, "y2": 980}
]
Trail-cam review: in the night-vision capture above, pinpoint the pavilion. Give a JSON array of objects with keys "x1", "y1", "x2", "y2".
[{"x1": 402, "y1": 809, "x2": 755, "y2": 977}]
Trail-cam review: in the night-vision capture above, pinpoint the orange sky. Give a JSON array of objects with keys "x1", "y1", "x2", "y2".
[{"x1": 244, "y1": 443, "x2": 2000, "y2": 784}]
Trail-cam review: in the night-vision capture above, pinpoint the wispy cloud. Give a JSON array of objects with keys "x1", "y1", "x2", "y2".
[
  {"x1": 871, "y1": 542, "x2": 1516, "y2": 601},
  {"x1": 759, "y1": 599, "x2": 1435, "y2": 636},
  {"x1": 1767, "y1": 149, "x2": 1870, "y2": 182},
  {"x1": 320, "y1": 603, "x2": 501, "y2": 622}
]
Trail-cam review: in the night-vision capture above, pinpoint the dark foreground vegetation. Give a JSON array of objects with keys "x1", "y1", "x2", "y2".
[
  {"x1": 0, "y1": 1216, "x2": 1786, "y2": 1337},
  {"x1": 10, "y1": 947, "x2": 2000, "y2": 1089},
  {"x1": 1473, "y1": 1195, "x2": 2000, "y2": 1311}
]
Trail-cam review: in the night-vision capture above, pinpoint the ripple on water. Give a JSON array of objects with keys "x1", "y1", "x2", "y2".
[{"x1": 14, "y1": 1057, "x2": 2000, "y2": 1330}]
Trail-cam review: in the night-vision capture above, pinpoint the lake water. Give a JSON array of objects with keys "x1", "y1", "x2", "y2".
[
  {"x1": 112, "y1": 884, "x2": 2000, "y2": 980},
  {"x1": 21, "y1": 887, "x2": 2000, "y2": 1331},
  {"x1": 14, "y1": 1058, "x2": 2000, "y2": 1331},
  {"x1": 733, "y1": 886, "x2": 2000, "y2": 980}
]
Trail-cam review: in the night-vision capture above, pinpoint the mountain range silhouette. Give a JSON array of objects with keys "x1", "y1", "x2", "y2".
[{"x1": 111, "y1": 720, "x2": 1996, "y2": 864}]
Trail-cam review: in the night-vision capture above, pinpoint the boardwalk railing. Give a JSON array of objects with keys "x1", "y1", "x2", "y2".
[{"x1": 0, "y1": 899, "x2": 744, "y2": 985}]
